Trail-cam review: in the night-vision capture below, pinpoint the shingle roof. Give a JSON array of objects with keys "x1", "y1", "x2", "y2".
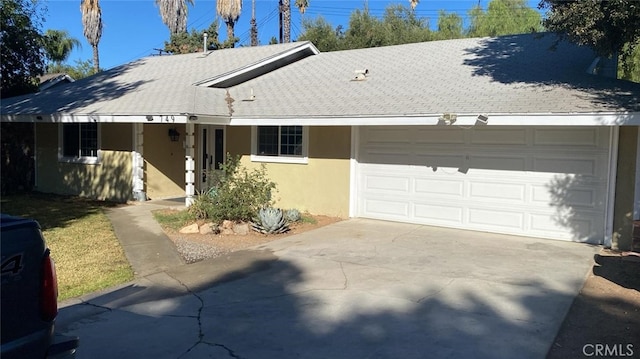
[
  {"x1": 2, "y1": 33, "x2": 639, "y2": 123},
  {"x1": 226, "y1": 33, "x2": 640, "y2": 119},
  {"x1": 1, "y1": 42, "x2": 308, "y2": 117}
]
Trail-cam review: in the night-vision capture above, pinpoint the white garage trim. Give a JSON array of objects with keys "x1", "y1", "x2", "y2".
[
  {"x1": 354, "y1": 126, "x2": 614, "y2": 243},
  {"x1": 604, "y1": 127, "x2": 619, "y2": 248}
]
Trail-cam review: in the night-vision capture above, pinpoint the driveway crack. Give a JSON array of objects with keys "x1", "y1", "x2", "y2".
[{"x1": 340, "y1": 261, "x2": 348, "y2": 289}]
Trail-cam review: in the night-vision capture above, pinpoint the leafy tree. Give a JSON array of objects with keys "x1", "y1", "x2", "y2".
[
  {"x1": 0, "y1": 0, "x2": 46, "y2": 98},
  {"x1": 43, "y1": 29, "x2": 82, "y2": 65},
  {"x1": 467, "y1": 0, "x2": 542, "y2": 37},
  {"x1": 80, "y1": 0, "x2": 102, "y2": 72},
  {"x1": 539, "y1": 0, "x2": 640, "y2": 58},
  {"x1": 163, "y1": 22, "x2": 232, "y2": 54},
  {"x1": 298, "y1": 17, "x2": 341, "y2": 52},
  {"x1": 435, "y1": 10, "x2": 464, "y2": 40},
  {"x1": 216, "y1": 0, "x2": 241, "y2": 47},
  {"x1": 618, "y1": 42, "x2": 640, "y2": 83},
  {"x1": 341, "y1": 8, "x2": 384, "y2": 49},
  {"x1": 47, "y1": 59, "x2": 98, "y2": 80},
  {"x1": 539, "y1": 0, "x2": 640, "y2": 82},
  {"x1": 155, "y1": 0, "x2": 194, "y2": 35},
  {"x1": 343, "y1": 5, "x2": 431, "y2": 49}
]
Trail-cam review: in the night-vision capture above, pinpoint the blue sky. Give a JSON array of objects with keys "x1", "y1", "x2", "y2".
[{"x1": 41, "y1": 0, "x2": 542, "y2": 70}]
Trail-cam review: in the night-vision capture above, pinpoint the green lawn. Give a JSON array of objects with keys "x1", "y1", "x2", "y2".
[{"x1": 1, "y1": 193, "x2": 134, "y2": 301}]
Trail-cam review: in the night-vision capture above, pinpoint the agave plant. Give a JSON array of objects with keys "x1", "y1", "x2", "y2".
[
  {"x1": 251, "y1": 207, "x2": 289, "y2": 234},
  {"x1": 284, "y1": 208, "x2": 301, "y2": 223}
]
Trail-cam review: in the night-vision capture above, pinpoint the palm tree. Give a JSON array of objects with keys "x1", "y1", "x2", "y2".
[
  {"x1": 216, "y1": 0, "x2": 242, "y2": 46},
  {"x1": 295, "y1": 0, "x2": 308, "y2": 28},
  {"x1": 282, "y1": 0, "x2": 291, "y2": 42},
  {"x1": 409, "y1": 0, "x2": 419, "y2": 11},
  {"x1": 156, "y1": 0, "x2": 194, "y2": 35},
  {"x1": 295, "y1": 0, "x2": 308, "y2": 15},
  {"x1": 250, "y1": 0, "x2": 258, "y2": 46},
  {"x1": 43, "y1": 29, "x2": 82, "y2": 64},
  {"x1": 80, "y1": 0, "x2": 102, "y2": 72}
]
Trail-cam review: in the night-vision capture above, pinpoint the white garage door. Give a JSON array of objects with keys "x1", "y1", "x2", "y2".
[{"x1": 356, "y1": 126, "x2": 613, "y2": 243}]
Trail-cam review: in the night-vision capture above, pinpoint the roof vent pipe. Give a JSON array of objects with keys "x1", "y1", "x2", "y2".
[{"x1": 203, "y1": 32, "x2": 208, "y2": 53}]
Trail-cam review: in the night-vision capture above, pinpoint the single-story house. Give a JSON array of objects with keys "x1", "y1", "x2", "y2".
[{"x1": 2, "y1": 33, "x2": 639, "y2": 250}]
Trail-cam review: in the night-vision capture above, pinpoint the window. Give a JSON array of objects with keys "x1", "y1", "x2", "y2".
[
  {"x1": 252, "y1": 126, "x2": 307, "y2": 164},
  {"x1": 59, "y1": 123, "x2": 100, "y2": 163}
]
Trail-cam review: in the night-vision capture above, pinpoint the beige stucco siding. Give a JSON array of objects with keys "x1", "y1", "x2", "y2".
[
  {"x1": 143, "y1": 124, "x2": 185, "y2": 199},
  {"x1": 228, "y1": 126, "x2": 351, "y2": 217},
  {"x1": 35, "y1": 123, "x2": 133, "y2": 202},
  {"x1": 613, "y1": 126, "x2": 639, "y2": 250}
]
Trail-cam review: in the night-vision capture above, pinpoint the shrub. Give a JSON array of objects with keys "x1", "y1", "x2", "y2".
[
  {"x1": 284, "y1": 208, "x2": 302, "y2": 223},
  {"x1": 188, "y1": 155, "x2": 276, "y2": 222},
  {"x1": 251, "y1": 207, "x2": 290, "y2": 234}
]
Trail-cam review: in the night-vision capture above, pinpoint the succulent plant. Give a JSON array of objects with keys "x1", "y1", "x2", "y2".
[
  {"x1": 284, "y1": 208, "x2": 301, "y2": 223},
  {"x1": 251, "y1": 207, "x2": 289, "y2": 234}
]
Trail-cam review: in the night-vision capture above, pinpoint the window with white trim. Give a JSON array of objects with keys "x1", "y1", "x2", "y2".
[
  {"x1": 252, "y1": 126, "x2": 308, "y2": 164},
  {"x1": 59, "y1": 123, "x2": 100, "y2": 163}
]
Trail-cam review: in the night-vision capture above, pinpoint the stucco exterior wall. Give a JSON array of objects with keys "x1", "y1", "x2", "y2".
[
  {"x1": 227, "y1": 126, "x2": 351, "y2": 217},
  {"x1": 35, "y1": 123, "x2": 133, "y2": 202},
  {"x1": 143, "y1": 123, "x2": 185, "y2": 199},
  {"x1": 612, "y1": 126, "x2": 639, "y2": 250}
]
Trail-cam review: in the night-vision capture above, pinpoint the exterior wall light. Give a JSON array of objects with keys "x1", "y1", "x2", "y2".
[{"x1": 168, "y1": 127, "x2": 180, "y2": 142}]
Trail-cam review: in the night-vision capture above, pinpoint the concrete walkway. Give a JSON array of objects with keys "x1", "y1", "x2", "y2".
[
  {"x1": 105, "y1": 200, "x2": 184, "y2": 276},
  {"x1": 57, "y1": 203, "x2": 600, "y2": 359}
]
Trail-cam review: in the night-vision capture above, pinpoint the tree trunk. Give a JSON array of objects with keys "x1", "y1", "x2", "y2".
[
  {"x1": 92, "y1": 44, "x2": 100, "y2": 72},
  {"x1": 227, "y1": 21, "x2": 235, "y2": 47},
  {"x1": 283, "y1": 0, "x2": 291, "y2": 43}
]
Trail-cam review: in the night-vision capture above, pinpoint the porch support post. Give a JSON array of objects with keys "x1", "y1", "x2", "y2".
[
  {"x1": 132, "y1": 123, "x2": 146, "y2": 201},
  {"x1": 185, "y1": 122, "x2": 196, "y2": 206}
]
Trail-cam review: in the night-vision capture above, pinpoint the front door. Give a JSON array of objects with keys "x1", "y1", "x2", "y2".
[{"x1": 199, "y1": 125, "x2": 225, "y2": 192}]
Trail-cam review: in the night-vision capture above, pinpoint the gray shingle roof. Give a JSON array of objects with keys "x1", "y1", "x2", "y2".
[
  {"x1": 226, "y1": 33, "x2": 640, "y2": 119},
  {"x1": 2, "y1": 33, "x2": 639, "y2": 123}
]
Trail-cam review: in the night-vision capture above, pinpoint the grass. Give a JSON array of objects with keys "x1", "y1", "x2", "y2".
[
  {"x1": 300, "y1": 214, "x2": 317, "y2": 224},
  {"x1": 1, "y1": 193, "x2": 134, "y2": 301},
  {"x1": 152, "y1": 208, "x2": 193, "y2": 231}
]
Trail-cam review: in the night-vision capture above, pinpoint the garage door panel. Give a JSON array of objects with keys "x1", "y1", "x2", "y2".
[
  {"x1": 415, "y1": 128, "x2": 465, "y2": 144},
  {"x1": 365, "y1": 175, "x2": 410, "y2": 193},
  {"x1": 414, "y1": 203, "x2": 463, "y2": 224},
  {"x1": 469, "y1": 181, "x2": 526, "y2": 202},
  {"x1": 357, "y1": 126, "x2": 611, "y2": 243},
  {"x1": 363, "y1": 198, "x2": 409, "y2": 217},
  {"x1": 534, "y1": 128, "x2": 599, "y2": 147},
  {"x1": 533, "y1": 157, "x2": 598, "y2": 176},
  {"x1": 529, "y1": 212, "x2": 600, "y2": 241},
  {"x1": 468, "y1": 208, "x2": 524, "y2": 229},
  {"x1": 416, "y1": 153, "x2": 464, "y2": 168},
  {"x1": 471, "y1": 129, "x2": 527, "y2": 145},
  {"x1": 469, "y1": 155, "x2": 527, "y2": 171},
  {"x1": 415, "y1": 178, "x2": 464, "y2": 196}
]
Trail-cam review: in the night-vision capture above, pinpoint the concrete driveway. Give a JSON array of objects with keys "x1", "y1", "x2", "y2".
[{"x1": 57, "y1": 219, "x2": 598, "y2": 359}]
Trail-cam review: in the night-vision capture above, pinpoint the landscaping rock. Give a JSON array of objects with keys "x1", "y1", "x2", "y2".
[
  {"x1": 222, "y1": 220, "x2": 234, "y2": 229},
  {"x1": 179, "y1": 223, "x2": 199, "y2": 234},
  {"x1": 221, "y1": 228, "x2": 234, "y2": 235},
  {"x1": 199, "y1": 223, "x2": 215, "y2": 235},
  {"x1": 233, "y1": 223, "x2": 249, "y2": 235}
]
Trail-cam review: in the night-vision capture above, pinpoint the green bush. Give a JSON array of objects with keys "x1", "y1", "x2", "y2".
[{"x1": 188, "y1": 155, "x2": 276, "y2": 222}]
